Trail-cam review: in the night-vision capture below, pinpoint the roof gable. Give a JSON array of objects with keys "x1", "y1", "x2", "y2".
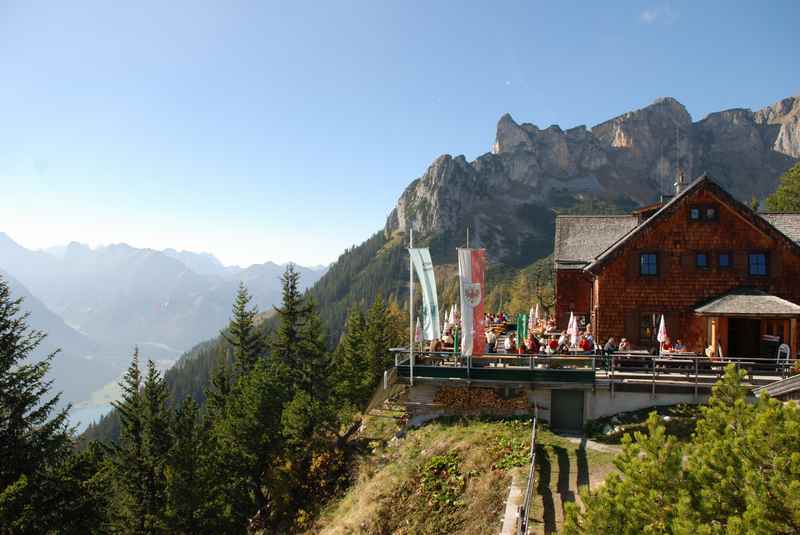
[{"x1": 585, "y1": 174, "x2": 800, "y2": 273}]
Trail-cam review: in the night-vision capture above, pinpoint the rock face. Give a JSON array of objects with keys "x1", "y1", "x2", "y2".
[{"x1": 385, "y1": 95, "x2": 800, "y2": 264}]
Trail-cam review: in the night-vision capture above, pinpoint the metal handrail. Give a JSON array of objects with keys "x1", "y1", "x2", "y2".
[{"x1": 516, "y1": 408, "x2": 538, "y2": 535}]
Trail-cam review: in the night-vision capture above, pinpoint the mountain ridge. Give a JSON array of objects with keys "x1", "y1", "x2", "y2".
[{"x1": 384, "y1": 94, "x2": 800, "y2": 264}]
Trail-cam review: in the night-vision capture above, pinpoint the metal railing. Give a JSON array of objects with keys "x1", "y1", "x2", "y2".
[
  {"x1": 390, "y1": 349, "x2": 797, "y2": 389},
  {"x1": 516, "y1": 408, "x2": 538, "y2": 535}
]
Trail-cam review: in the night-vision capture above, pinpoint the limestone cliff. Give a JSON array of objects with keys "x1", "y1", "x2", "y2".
[{"x1": 385, "y1": 95, "x2": 800, "y2": 263}]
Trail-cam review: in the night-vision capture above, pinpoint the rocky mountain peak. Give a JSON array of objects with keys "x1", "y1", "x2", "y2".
[{"x1": 385, "y1": 94, "x2": 800, "y2": 265}]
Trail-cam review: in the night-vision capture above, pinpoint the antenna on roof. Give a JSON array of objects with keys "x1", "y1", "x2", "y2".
[{"x1": 673, "y1": 125, "x2": 686, "y2": 194}]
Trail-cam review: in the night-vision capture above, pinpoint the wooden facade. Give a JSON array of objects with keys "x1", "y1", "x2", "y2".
[{"x1": 554, "y1": 175, "x2": 800, "y2": 357}]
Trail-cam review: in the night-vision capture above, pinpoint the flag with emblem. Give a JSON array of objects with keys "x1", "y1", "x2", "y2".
[{"x1": 458, "y1": 248, "x2": 486, "y2": 357}]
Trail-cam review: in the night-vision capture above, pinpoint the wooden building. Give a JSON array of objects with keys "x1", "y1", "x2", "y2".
[{"x1": 554, "y1": 174, "x2": 800, "y2": 357}]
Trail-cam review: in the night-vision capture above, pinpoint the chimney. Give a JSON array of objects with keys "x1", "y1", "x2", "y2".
[{"x1": 674, "y1": 167, "x2": 686, "y2": 195}]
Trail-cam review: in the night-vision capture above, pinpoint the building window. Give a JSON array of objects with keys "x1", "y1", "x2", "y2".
[
  {"x1": 689, "y1": 204, "x2": 719, "y2": 222},
  {"x1": 748, "y1": 253, "x2": 767, "y2": 276},
  {"x1": 696, "y1": 252, "x2": 709, "y2": 269},
  {"x1": 640, "y1": 253, "x2": 658, "y2": 276},
  {"x1": 718, "y1": 252, "x2": 731, "y2": 268}
]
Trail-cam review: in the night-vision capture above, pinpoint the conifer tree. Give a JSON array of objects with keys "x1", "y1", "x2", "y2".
[
  {"x1": 362, "y1": 293, "x2": 407, "y2": 380},
  {"x1": 564, "y1": 365, "x2": 800, "y2": 534},
  {"x1": 166, "y1": 397, "x2": 208, "y2": 535},
  {"x1": 109, "y1": 349, "x2": 147, "y2": 533},
  {"x1": 271, "y1": 264, "x2": 312, "y2": 379},
  {"x1": 213, "y1": 359, "x2": 288, "y2": 531},
  {"x1": 222, "y1": 283, "x2": 263, "y2": 374},
  {"x1": 765, "y1": 162, "x2": 800, "y2": 212},
  {"x1": 110, "y1": 352, "x2": 172, "y2": 534},
  {"x1": 141, "y1": 360, "x2": 172, "y2": 533},
  {"x1": 205, "y1": 351, "x2": 232, "y2": 424},
  {"x1": 0, "y1": 276, "x2": 94, "y2": 533},
  {"x1": 333, "y1": 306, "x2": 371, "y2": 410}
]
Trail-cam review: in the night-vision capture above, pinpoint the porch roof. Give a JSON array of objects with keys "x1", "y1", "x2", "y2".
[{"x1": 694, "y1": 289, "x2": 800, "y2": 317}]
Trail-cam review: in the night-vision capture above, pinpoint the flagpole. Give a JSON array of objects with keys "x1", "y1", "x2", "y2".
[{"x1": 409, "y1": 228, "x2": 414, "y2": 387}]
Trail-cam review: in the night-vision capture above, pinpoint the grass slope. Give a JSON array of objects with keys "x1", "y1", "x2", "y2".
[{"x1": 312, "y1": 416, "x2": 619, "y2": 535}]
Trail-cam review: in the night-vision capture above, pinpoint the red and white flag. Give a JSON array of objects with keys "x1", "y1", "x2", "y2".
[{"x1": 458, "y1": 248, "x2": 486, "y2": 356}]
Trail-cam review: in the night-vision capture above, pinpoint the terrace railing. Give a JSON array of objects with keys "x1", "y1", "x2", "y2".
[
  {"x1": 516, "y1": 407, "x2": 538, "y2": 535},
  {"x1": 390, "y1": 349, "x2": 796, "y2": 391}
]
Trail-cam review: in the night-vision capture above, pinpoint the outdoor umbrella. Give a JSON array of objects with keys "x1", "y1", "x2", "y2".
[
  {"x1": 656, "y1": 314, "x2": 668, "y2": 353},
  {"x1": 567, "y1": 312, "x2": 579, "y2": 349}
]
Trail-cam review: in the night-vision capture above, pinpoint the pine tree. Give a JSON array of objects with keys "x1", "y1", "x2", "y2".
[
  {"x1": 166, "y1": 397, "x2": 208, "y2": 535},
  {"x1": 0, "y1": 276, "x2": 94, "y2": 534},
  {"x1": 564, "y1": 365, "x2": 800, "y2": 534},
  {"x1": 363, "y1": 295, "x2": 399, "y2": 389},
  {"x1": 765, "y1": 162, "x2": 800, "y2": 212},
  {"x1": 205, "y1": 351, "x2": 232, "y2": 424},
  {"x1": 141, "y1": 360, "x2": 172, "y2": 533},
  {"x1": 222, "y1": 283, "x2": 263, "y2": 374},
  {"x1": 110, "y1": 353, "x2": 172, "y2": 534},
  {"x1": 213, "y1": 359, "x2": 288, "y2": 531},
  {"x1": 109, "y1": 349, "x2": 147, "y2": 533},
  {"x1": 333, "y1": 306, "x2": 371, "y2": 410},
  {"x1": 271, "y1": 264, "x2": 312, "y2": 379}
]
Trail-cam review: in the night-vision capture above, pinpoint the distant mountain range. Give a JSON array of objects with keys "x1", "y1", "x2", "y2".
[{"x1": 0, "y1": 232, "x2": 327, "y2": 415}]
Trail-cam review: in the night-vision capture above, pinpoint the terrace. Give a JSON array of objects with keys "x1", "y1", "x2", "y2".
[{"x1": 391, "y1": 349, "x2": 795, "y2": 395}]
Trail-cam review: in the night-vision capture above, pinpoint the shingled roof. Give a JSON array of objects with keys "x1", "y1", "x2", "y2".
[
  {"x1": 585, "y1": 174, "x2": 800, "y2": 273},
  {"x1": 695, "y1": 288, "x2": 800, "y2": 317},
  {"x1": 761, "y1": 213, "x2": 800, "y2": 244},
  {"x1": 553, "y1": 215, "x2": 638, "y2": 269}
]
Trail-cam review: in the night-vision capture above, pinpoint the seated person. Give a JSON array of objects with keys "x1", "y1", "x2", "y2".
[
  {"x1": 673, "y1": 339, "x2": 686, "y2": 351},
  {"x1": 618, "y1": 337, "x2": 631, "y2": 352},
  {"x1": 442, "y1": 330, "x2": 454, "y2": 346},
  {"x1": 603, "y1": 337, "x2": 617, "y2": 354},
  {"x1": 485, "y1": 330, "x2": 497, "y2": 353},
  {"x1": 546, "y1": 338, "x2": 558, "y2": 354},
  {"x1": 661, "y1": 336, "x2": 673, "y2": 353},
  {"x1": 526, "y1": 333, "x2": 540, "y2": 354},
  {"x1": 578, "y1": 335, "x2": 593, "y2": 353},
  {"x1": 705, "y1": 343, "x2": 722, "y2": 362},
  {"x1": 504, "y1": 333, "x2": 517, "y2": 353},
  {"x1": 429, "y1": 338, "x2": 443, "y2": 352},
  {"x1": 557, "y1": 330, "x2": 567, "y2": 348}
]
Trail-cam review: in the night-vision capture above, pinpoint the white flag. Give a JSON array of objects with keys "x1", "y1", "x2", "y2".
[{"x1": 410, "y1": 248, "x2": 441, "y2": 341}]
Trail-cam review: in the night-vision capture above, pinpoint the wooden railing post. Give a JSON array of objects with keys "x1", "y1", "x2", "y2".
[
  {"x1": 651, "y1": 357, "x2": 656, "y2": 398},
  {"x1": 610, "y1": 354, "x2": 615, "y2": 399},
  {"x1": 694, "y1": 357, "x2": 699, "y2": 399}
]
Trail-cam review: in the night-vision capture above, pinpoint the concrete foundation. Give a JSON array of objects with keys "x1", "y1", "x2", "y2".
[{"x1": 402, "y1": 380, "x2": 710, "y2": 426}]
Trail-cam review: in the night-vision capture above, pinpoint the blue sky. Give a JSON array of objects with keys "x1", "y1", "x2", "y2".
[{"x1": 1, "y1": 0, "x2": 797, "y2": 266}]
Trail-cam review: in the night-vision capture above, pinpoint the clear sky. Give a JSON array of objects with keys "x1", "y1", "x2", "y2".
[{"x1": 1, "y1": 1, "x2": 797, "y2": 267}]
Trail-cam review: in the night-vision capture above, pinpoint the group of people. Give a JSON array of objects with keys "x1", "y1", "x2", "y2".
[
  {"x1": 484, "y1": 323, "x2": 636, "y2": 356},
  {"x1": 484, "y1": 312, "x2": 510, "y2": 325},
  {"x1": 483, "y1": 323, "x2": 633, "y2": 356}
]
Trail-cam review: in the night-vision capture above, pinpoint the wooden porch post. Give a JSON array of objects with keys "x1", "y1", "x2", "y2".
[
  {"x1": 710, "y1": 317, "x2": 718, "y2": 357},
  {"x1": 791, "y1": 318, "x2": 798, "y2": 357}
]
